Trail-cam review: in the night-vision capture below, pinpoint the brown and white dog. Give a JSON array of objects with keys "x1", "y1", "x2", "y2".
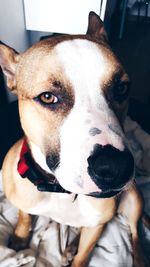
[{"x1": 0, "y1": 12, "x2": 149, "y2": 267}]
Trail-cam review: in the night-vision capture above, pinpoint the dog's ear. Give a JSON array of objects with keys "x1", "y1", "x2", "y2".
[
  {"x1": 86, "y1": 11, "x2": 108, "y2": 42},
  {"x1": 0, "y1": 43, "x2": 20, "y2": 93}
]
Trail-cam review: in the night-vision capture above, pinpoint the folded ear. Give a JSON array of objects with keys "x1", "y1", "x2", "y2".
[
  {"x1": 86, "y1": 11, "x2": 108, "y2": 42},
  {"x1": 0, "y1": 43, "x2": 20, "y2": 93}
]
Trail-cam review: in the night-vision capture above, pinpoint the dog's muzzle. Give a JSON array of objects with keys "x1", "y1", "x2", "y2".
[{"x1": 87, "y1": 144, "x2": 134, "y2": 197}]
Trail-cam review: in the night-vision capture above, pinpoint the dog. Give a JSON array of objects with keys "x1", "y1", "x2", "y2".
[{"x1": 0, "y1": 11, "x2": 149, "y2": 267}]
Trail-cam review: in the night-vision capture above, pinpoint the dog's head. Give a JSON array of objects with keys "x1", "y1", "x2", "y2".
[{"x1": 0, "y1": 12, "x2": 134, "y2": 197}]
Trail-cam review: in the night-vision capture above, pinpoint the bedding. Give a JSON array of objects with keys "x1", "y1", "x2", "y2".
[{"x1": 0, "y1": 116, "x2": 149, "y2": 267}]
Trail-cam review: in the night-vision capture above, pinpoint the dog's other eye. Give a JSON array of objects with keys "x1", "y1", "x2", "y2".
[
  {"x1": 113, "y1": 81, "x2": 130, "y2": 102},
  {"x1": 38, "y1": 92, "x2": 58, "y2": 105}
]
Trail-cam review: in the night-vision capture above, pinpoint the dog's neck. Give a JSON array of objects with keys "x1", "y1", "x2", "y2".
[{"x1": 17, "y1": 139, "x2": 71, "y2": 193}]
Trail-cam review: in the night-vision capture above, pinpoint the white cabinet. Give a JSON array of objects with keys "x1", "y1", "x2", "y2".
[{"x1": 24, "y1": 0, "x2": 107, "y2": 34}]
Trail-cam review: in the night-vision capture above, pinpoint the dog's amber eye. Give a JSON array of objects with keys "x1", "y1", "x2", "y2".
[
  {"x1": 38, "y1": 92, "x2": 58, "y2": 104},
  {"x1": 113, "y1": 81, "x2": 130, "y2": 102}
]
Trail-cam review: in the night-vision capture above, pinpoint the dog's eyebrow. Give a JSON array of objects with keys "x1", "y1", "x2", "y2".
[
  {"x1": 112, "y1": 69, "x2": 129, "y2": 83},
  {"x1": 52, "y1": 80, "x2": 62, "y2": 88},
  {"x1": 104, "y1": 70, "x2": 129, "y2": 93},
  {"x1": 51, "y1": 79, "x2": 73, "y2": 95}
]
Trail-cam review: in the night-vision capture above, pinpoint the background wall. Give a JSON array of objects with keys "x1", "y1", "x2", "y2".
[
  {"x1": 0, "y1": 0, "x2": 29, "y2": 52},
  {"x1": 0, "y1": 0, "x2": 29, "y2": 102},
  {"x1": 24, "y1": 0, "x2": 104, "y2": 34},
  {"x1": 28, "y1": 30, "x2": 52, "y2": 45}
]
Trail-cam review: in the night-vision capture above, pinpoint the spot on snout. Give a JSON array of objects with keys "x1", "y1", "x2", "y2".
[
  {"x1": 89, "y1": 127, "x2": 102, "y2": 136},
  {"x1": 74, "y1": 176, "x2": 84, "y2": 188}
]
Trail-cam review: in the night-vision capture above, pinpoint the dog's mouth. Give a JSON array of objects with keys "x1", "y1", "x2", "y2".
[
  {"x1": 86, "y1": 178, "x2": 133, "y2": 198},
  {"x1": 87, "y1": 189, "x2": 121, "y2": 198},
  {"x1": 54, "y1": 165, "x2": 134, "y2": 198}
]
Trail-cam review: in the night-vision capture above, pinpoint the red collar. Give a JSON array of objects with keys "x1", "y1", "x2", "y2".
[{"x1": 17, "y1": 139, "x2": 70, "y2": 193}]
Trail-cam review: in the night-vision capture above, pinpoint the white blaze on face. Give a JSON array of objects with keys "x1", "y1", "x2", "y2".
[
  {"x1": 29, "y1": 141, "x2": 52, "y2": 173},
  {"x1": 54, "y1": 39, "x2": 126, "y2": 194}
]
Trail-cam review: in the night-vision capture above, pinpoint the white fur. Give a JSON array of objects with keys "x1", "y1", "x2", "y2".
[
  {"x1": 53, "y1": 39, "x2": 126, "y2": 194},
  {"x1": 28, "y1": 193, "x2": 103, "y2": 227},
  {"x1": 29, "y1": 141, "x2": 52, "y2": 173}
]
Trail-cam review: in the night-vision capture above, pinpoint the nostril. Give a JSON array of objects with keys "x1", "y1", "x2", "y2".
[
  {"x1": 100, "y1": 170, "x2": 114, "y2": 182},
  {"x1": 91, "y1": 157, "x2": 113, "y2": 181},
  {"x1": 87, "y1": 144, "x2": 134, "y2": 190}
]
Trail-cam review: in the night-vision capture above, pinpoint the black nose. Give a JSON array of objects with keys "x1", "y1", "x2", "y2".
[{"x1": 87, "y1": 144, "x2": 134, "y2": 191}]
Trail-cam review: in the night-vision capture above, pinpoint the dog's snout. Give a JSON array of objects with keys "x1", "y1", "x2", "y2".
[{"x1": 87, "y1": 144, "x2": 134, "y2": 191}]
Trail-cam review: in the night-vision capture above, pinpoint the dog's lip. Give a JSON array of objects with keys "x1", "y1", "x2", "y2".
[
  {"x1": 86, "y1": 189, "x2": 121, "y2": 198},
  {"x1": 86, "y1": 178, "x2": 134, "y2": 198}
]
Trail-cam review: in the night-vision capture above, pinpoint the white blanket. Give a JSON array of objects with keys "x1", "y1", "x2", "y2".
[{"x1": 0, "y1": 117, "x2": 150, "y2": 267}]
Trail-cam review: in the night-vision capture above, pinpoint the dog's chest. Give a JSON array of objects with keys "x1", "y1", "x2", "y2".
[{"x1": 28, "y1": 193, "x2": 104, "y2": 227}]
